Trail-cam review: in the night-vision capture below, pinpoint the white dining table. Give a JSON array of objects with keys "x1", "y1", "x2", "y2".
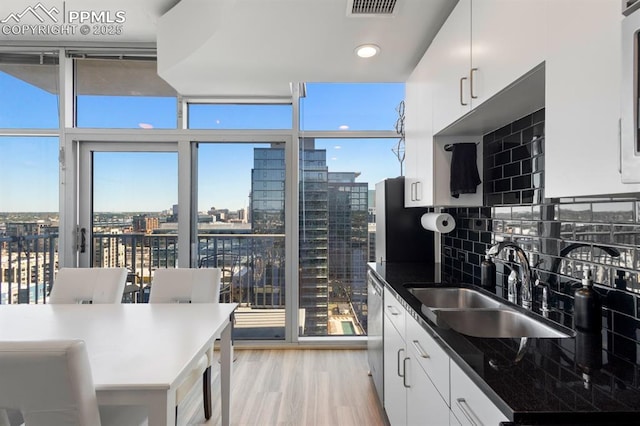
[{"x1": 0, "y1": 302, "x2": 237, "y2": 426}]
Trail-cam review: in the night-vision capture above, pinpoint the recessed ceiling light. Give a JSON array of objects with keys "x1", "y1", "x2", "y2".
[
  {"x1": 339, "y1": 125, "x2": 349, "y2": 130},
  {"x1": 355, "y1": 44, "x2": 380, "y2": 58}
]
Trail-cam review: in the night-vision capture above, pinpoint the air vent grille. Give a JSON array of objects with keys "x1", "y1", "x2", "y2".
[{"x1": 349, "y1": 0, "x2": 397, "y2": 15}]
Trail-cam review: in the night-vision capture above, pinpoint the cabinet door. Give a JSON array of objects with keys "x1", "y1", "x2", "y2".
[
  {"x1": 406, "y1": 356, "x2": 450, "y2": 426},
  {"x1": 383, "y1": 313, "x2": 406, "y2": 426},
  {"x1": 471, "y1": 0, "x2": 546, "y2": 110},
  {"x1": 431, "y1": 0, "x2": 472, "y2": 134},
  {"x1": 546, "y1": 0, "x2": 640, "y2": 196},
  {"x1": 406, "y1": 314, "x2": 450, "y2": 403},
  {"x1": 405, "y1": 54, "x2": 435, "y2": 207},
  {"x1": 450, "y1": 362, "x2": 508, "y2": 426}
]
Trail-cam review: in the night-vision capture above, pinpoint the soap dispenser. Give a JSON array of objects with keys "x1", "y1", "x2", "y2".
[
  {"x1": 480, "y1": 254, "x2": 496, "y2": 289},
  {"x1": 574, "y1": 269, "x2": 602, "y2": 332}
]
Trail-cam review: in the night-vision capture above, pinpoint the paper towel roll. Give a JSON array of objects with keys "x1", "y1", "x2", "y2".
[{"x1": 421, "y1": 213, "x2": 456, "y2": 233}]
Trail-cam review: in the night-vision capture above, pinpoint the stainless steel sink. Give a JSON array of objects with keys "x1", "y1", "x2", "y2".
[
  {"x1": 408, "y1": 287, "x2": 505, "y2": 309},
  {"x1": 435, "y1": 309, "x2": 574, "y2": 338}
]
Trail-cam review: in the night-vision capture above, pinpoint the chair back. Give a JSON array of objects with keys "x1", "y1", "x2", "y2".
[
  {"x1": 149, "y1": 268, "x2": 221, "y2": 304},
  {"x1": 0, "y1": 340, "x2": 101, "y2": 426},
  {"x1": 49, "y1": 268, "x2": 127, "y2": 304}
]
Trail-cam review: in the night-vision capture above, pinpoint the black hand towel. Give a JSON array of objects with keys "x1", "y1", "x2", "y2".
[{"x1": 449, "y1": 143, "x2": 481, "y2": 198}]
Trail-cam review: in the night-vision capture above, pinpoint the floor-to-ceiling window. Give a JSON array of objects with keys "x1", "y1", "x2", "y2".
[
  {"x1": 0, "y1": 52, "x2": 59, "y2": 304},
  {"x1": 189, "y1": 102, "x2": 292, "y2": 340},
  {"x1": 0, "y1": 51, "x2": 407, "y2": 344},
  {"x1": 298, "y1": 83, "x2": 404, "y2": 337}
]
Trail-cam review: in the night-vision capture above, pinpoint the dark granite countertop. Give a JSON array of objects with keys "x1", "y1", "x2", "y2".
[{"x1": 369, "y1": 262, "x2": 640, "y2": 425}]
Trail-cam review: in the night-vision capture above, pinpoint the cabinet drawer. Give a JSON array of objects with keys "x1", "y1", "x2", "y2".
[
  {"x1": 384, "y1": 287, "x2": 405, "y2": 336},
  {"x1": 450, "y1": 361, "x2": 508, "y2": 426},
  {"x1": 406, "y1": 313, "x2": 450, "y2": 405}
]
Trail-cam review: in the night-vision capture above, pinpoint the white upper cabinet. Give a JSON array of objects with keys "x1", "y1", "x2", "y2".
[
  {"x1": 431, "y1": 0, "x2": 546, "y2": 135},
  {"x1": 431, "y1": 0, "x2": 473, "y2": 134},
  {"x1": 404, "y1": 64, "x2": 435, "y2": 207},
  {"x1": 470, "y1": 0, "x2": 546, "y2": 112},
  {"x1": 404, "y1": 0, "x2": 546, "y2": 207},
  {"x1": 546, "y1": 0, "x2": 640, "y2": 197}
]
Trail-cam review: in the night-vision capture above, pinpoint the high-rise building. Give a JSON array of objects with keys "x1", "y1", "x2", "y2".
[
  {"x1": 298, "y1": 139, "x2": 329, "y2": 335},
  {"x1": 250, "y1": 145, "x2": 287, "y2": 310},
  {"x1": 251, "y1": 145, "x2": 286, "y2": 234},
  {"x1": 327, "y1": 172, "x2": 368, "y2": 331},
  {"x1": 250, "y1": 139, "x2": 369, "y2": 336}
]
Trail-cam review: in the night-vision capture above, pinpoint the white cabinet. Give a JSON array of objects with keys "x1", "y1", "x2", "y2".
[
  {"x1": 406, "y1": 315, "x2": 450, "y2": 426},
  {"x1": 430, "y1": 0, "x2": 472, "y2": 134},
  {"x1": 406, "y1": 354, "x2": 450, "y2": 426},
  {"x1": 450, "y1": 361, "x2": 508, "y2": 426},
  {"x1": 383, "y1": 286, "x2": 509, "y2": 426},
  {"x1": 383, "y1": 290, "x2": 451, "y2": 426},
  {"x1": 406, "y1": 313, "x2": 450, "y2": 403},
  {"x1": 404, "y1": 66, "x2": 434, "y2": 207},
  {"x1": 546, "y1": 0, "x2": 640, "y2": 197},
  {"x1": 404, "y1": 0, "x2": 545, "y2": 207},
  {"x1": 430, "y1": 0, "x2": 546, "y2": 135},
  {"x1": 405, "y1": 42, "x2": 483, "y2": 207},
  {"x1": 383, "y1": 289, "x2": 407, "y2": 426},
  {"x1": 470, "y1": 0, "x2": 546, "y2": 114}
]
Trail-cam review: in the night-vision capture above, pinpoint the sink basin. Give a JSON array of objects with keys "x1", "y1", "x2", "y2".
[
  {"x1": 408, "y1": 287, "x2": 504, "y2": 309},
  {"x1": 435, "y1": 309, "x2": 574, "y2": 338}
]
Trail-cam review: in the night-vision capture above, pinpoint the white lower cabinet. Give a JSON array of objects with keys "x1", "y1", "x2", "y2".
[
  {"x1": 384, "y1": 305, "x2": 407, "y2": 426},
  {"x1": 406, "y1": 339, "x2": 450, "y2": 426},
  {"x1": 450, "y1": 361, "x2": 508, "y2": 426},
  {"x1": 383, "y1": 288, "x2": 509, "y2": 426}
]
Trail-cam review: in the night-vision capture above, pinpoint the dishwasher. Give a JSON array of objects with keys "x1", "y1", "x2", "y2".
[{"x1": 367, "y1": 269, "x2": 384, "y2": 405}]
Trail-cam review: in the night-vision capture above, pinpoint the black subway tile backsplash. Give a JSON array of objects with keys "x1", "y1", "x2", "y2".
[{"x1": 441, "y1": 108, "x2": 640, "y2": 366}]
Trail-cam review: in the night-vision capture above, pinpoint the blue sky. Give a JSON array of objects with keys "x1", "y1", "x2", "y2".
[{"x1": 0, "y1": 71, "x2": 404, "y2": 212}]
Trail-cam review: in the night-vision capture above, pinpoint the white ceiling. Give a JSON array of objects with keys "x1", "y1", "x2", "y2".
[{"x1": 0, "y1": 0, "x2": 458, "y2": 97}]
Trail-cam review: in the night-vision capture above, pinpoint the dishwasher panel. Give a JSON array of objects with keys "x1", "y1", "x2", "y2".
[{"x1": 367, "y1": 270, "x2": 384, "y2": 405}]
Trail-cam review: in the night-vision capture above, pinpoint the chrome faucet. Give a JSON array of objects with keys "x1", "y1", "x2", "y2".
[{"x1": 487, "y1": 241, "x2": 536, "y2": 309}]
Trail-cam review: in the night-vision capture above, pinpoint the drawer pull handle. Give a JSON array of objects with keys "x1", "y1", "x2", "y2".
[
  {"x1": 403, "y1": 357, "x2": 410, "y2": 388},
  {"x1": 412, "y1": 340, "x2": 430, "y2": 359},
  {"x1": 470, "y1": 68, "x2": 478, "y2": 99},
  {"x1": 456, "y1": 398, "x2": 483, "y2": 426},
  {"x1": 459, "y1": 76, "x2": 468, "y2": 106},
  {"x1": 397, "y1": 348, "x2": 405, "y2": 377},
  {"x1": 387, "y1": 305, "x2": 400, "y2": 316}
]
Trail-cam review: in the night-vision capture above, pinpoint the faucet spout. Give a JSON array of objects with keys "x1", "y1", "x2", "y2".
[{"x1": 488, "y1": 242, "x2": 534, "y2": 309}]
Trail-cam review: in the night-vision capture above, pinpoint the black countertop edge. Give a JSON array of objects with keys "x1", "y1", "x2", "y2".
[{"x1": 368, "y1": 262, "x2": 640, "y2": 426}]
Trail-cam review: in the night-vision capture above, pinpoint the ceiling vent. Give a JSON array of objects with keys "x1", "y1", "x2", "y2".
[{"x1": 347, "y1": 0, "x2": 397, "y2": 16}]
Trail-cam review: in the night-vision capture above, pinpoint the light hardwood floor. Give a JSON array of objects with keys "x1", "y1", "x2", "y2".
[{"x1": 179, "y1": 349, "x2": 389, "y2": 426}]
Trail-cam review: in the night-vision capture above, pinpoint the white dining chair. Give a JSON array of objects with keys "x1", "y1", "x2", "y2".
[
  {"x1": 149, "y1": 267, "x2": 222, "y2": 422},
  {"x1": 0, "y1": 340, "x2": 147, "y2": 426},
  {"x1": 49, "y1": 267, "x2": 127, "y2": 304}
]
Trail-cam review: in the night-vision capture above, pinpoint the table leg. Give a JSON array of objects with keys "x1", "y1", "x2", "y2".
[
  {"x1": 220, "y1": 321, "x2": 233, "y2": 426},
  {"x1": 147, "y1": 391, "x2": 175, "y2": 426}
]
